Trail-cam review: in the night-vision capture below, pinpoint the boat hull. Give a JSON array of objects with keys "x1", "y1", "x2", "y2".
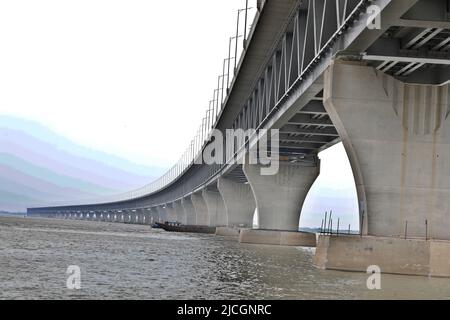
[{"x1": 155, "y1": 222, "x2": 216, "y2": 234}]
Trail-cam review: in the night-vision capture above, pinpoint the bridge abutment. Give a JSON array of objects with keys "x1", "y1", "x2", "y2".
[
  {"x1": 317, "y1": 61, "x2": 450, "y2": 276},
  {"x1": 239, "y1": 161, "x2": 319, "y2": 246}
]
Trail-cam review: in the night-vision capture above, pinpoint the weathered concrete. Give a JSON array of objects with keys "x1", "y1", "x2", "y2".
[
  {"x1": 217, "y1": 178, "x2": 256, "y2": 228},
  {"x1": 243, "y1": 161, "x2": 320, "y2": 231},
  {"x1": 315, "y1": 235, "x2": 450, "y2": 277},
  {"x1": 202, "y1": 189, "x2": 227, "y2": 227},
  {"x1": 240, "y1": 229, "x2": 316, "y2": 246},
  {"x1": 324, "y1": 62, "x2": 450, "y2": 239},
  {"x1": 173, "y1": 201, "x2": 186, "y2": 224},
  {"x1": 181, "y1": 197, "x2": 196, "y2": 225},
  {"x1": 215, "y1": 227, "x2": 241, "y2": 237},
  {"x1": 191, "y1": 193, "x2": 209, "y2": 226}
]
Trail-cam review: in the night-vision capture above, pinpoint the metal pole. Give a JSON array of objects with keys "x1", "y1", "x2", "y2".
[
  {"x1": 324, "y1": 211, "x2": 328, "y2": 235},
  {"x1": 243, "y1": 0, "x2": 249, "y2": 46},
  {"x1": 425, "y1": 219, "x2": 428, "y2": 241},
  {"x1": 235, "y1": 10, "x2": 241, "y2": 73},
  {"x1": 328, "y1": 211, "x2": 333, "y2": 235},
  {"x1": 228, "y1": 37, "x2": 233, "y2": 89},
  {"x1": 348, "y1": 224, "x2": 351, "y2": 235},
  {"x1": 337, "y1": 218, "x2": 340, "y2": 236}
]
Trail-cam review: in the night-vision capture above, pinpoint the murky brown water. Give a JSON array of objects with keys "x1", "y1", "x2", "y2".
[{"x1": 1, "y1": 216, "x2": 450, "y2": 300}]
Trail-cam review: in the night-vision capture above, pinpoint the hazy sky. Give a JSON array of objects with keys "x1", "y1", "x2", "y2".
[
  {"x1": 0, "y1": 0, "x2": 250, "y2": 167},
  {"x1": 0, "y1": 0, "x2": 359, "y2": 227}
]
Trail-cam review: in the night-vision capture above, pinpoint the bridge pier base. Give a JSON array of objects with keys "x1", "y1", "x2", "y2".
[
  {"x1": 239, "y1": 161, "x2": 319, "y2": 246},
  {"x1": 315, "y1": 235, "x2": 450, "y2": 277},
  {"x1": 202, "y1": 189, "x2": 227, "y2": 227},
  {"x1": 317, "y1": 61, "x2": 450, "y2": 276}
]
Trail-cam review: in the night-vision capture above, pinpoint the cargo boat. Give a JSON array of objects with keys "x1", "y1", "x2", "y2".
[{"x1": 155, "y1": 222, "x2": 216, "y2": 234}]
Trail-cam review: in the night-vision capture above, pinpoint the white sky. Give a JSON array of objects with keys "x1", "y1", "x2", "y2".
[{"x1": 0, "y1": 0, "x2": 250, "y2": 167}]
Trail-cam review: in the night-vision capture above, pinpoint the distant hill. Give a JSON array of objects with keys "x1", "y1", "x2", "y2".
[{"x1": 0, "y1": 116, "x2": 167, "y2": 212}]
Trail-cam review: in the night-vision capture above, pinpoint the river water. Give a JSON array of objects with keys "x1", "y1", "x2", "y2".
[{"x1": 1, "y1": 216, "x2": 450, "y2": 300}]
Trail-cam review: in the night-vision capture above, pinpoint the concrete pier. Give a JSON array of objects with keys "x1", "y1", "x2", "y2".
[
  {"x1": 164, "y1": 203, "x2": 178, "y2": 223},
  {"x1": 202, "y1": 188, "x2": 227, "y2": 227},
  {"x1": 191, "y1": 193, "x2": 209, "y2": 226},
  {"x1": 181, "y1": 197, "x2": 196, "y2": 225},
  {"x1": 156, "y1": 206, "x2": 167, "y2": 223},
  {"x1": 217, "y1": 177, "x2": 255, "y2": 228},
  {"x1": 173, "y1": 201, "x2": 186, "y2": 224},
  {"x1": 239, "y1": 161, "x2": 319, "y2": 246},
  {"x1": 244, "y1": 161, "x2": 319, "y2": 231},
  {"x1": 317, "y1": 61, "x2": 450, "y2": 274}
]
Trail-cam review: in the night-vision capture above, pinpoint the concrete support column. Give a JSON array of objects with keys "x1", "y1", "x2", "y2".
[
  {"x1": 324, "y1": 62, "x2": 450, "y2": 239},
  {"x1": 181, "y1": 197, "x2": 196, "y2": 225},
  {"x1": 174, "y1": 201, "x2": 186, "y2": 224},
  {"x1": 150, "y1": 208, "x2": 159, "y2": 223},
  {"x1": 137, "y1": 209, "x2": 145, "y2": 224},
  {"x1": 217, "y1": 178, "x2": 255, "y2": 228},
  {"x1": 191, "y1": 193, "x2": 209, "y2": 226},
  {"x1": 156, "y1": 206, "x2": 167, "y2": 223},
  {"x1": 164, "y1": 203, "x2": 178, "y2": 222},
  {"x1": 240, "y1": 161, "x2": 319, "y2": 246},
  {"x1": 243, "y1": 160, "x2": 320, "y2": 231},
  {"x1": 315, "y1": 61, "x2": 450, "y2": 276},
  {"x1": 129, "y1": 210, "x2": 138, "y2": 224},
  {"x1": 122, "y1": 211, "x2": 130, "y2": 223},
  {"x1": 143, "y1": 209, "x2": 152, "y2": 225},
  {"x1": 202, "y1": 189, "x2": 226, "y2": 227}
]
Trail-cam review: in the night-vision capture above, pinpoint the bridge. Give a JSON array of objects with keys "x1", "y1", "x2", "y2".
[{"x1": 28, "y1": 0, "x2": 450, "y2": 277}]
